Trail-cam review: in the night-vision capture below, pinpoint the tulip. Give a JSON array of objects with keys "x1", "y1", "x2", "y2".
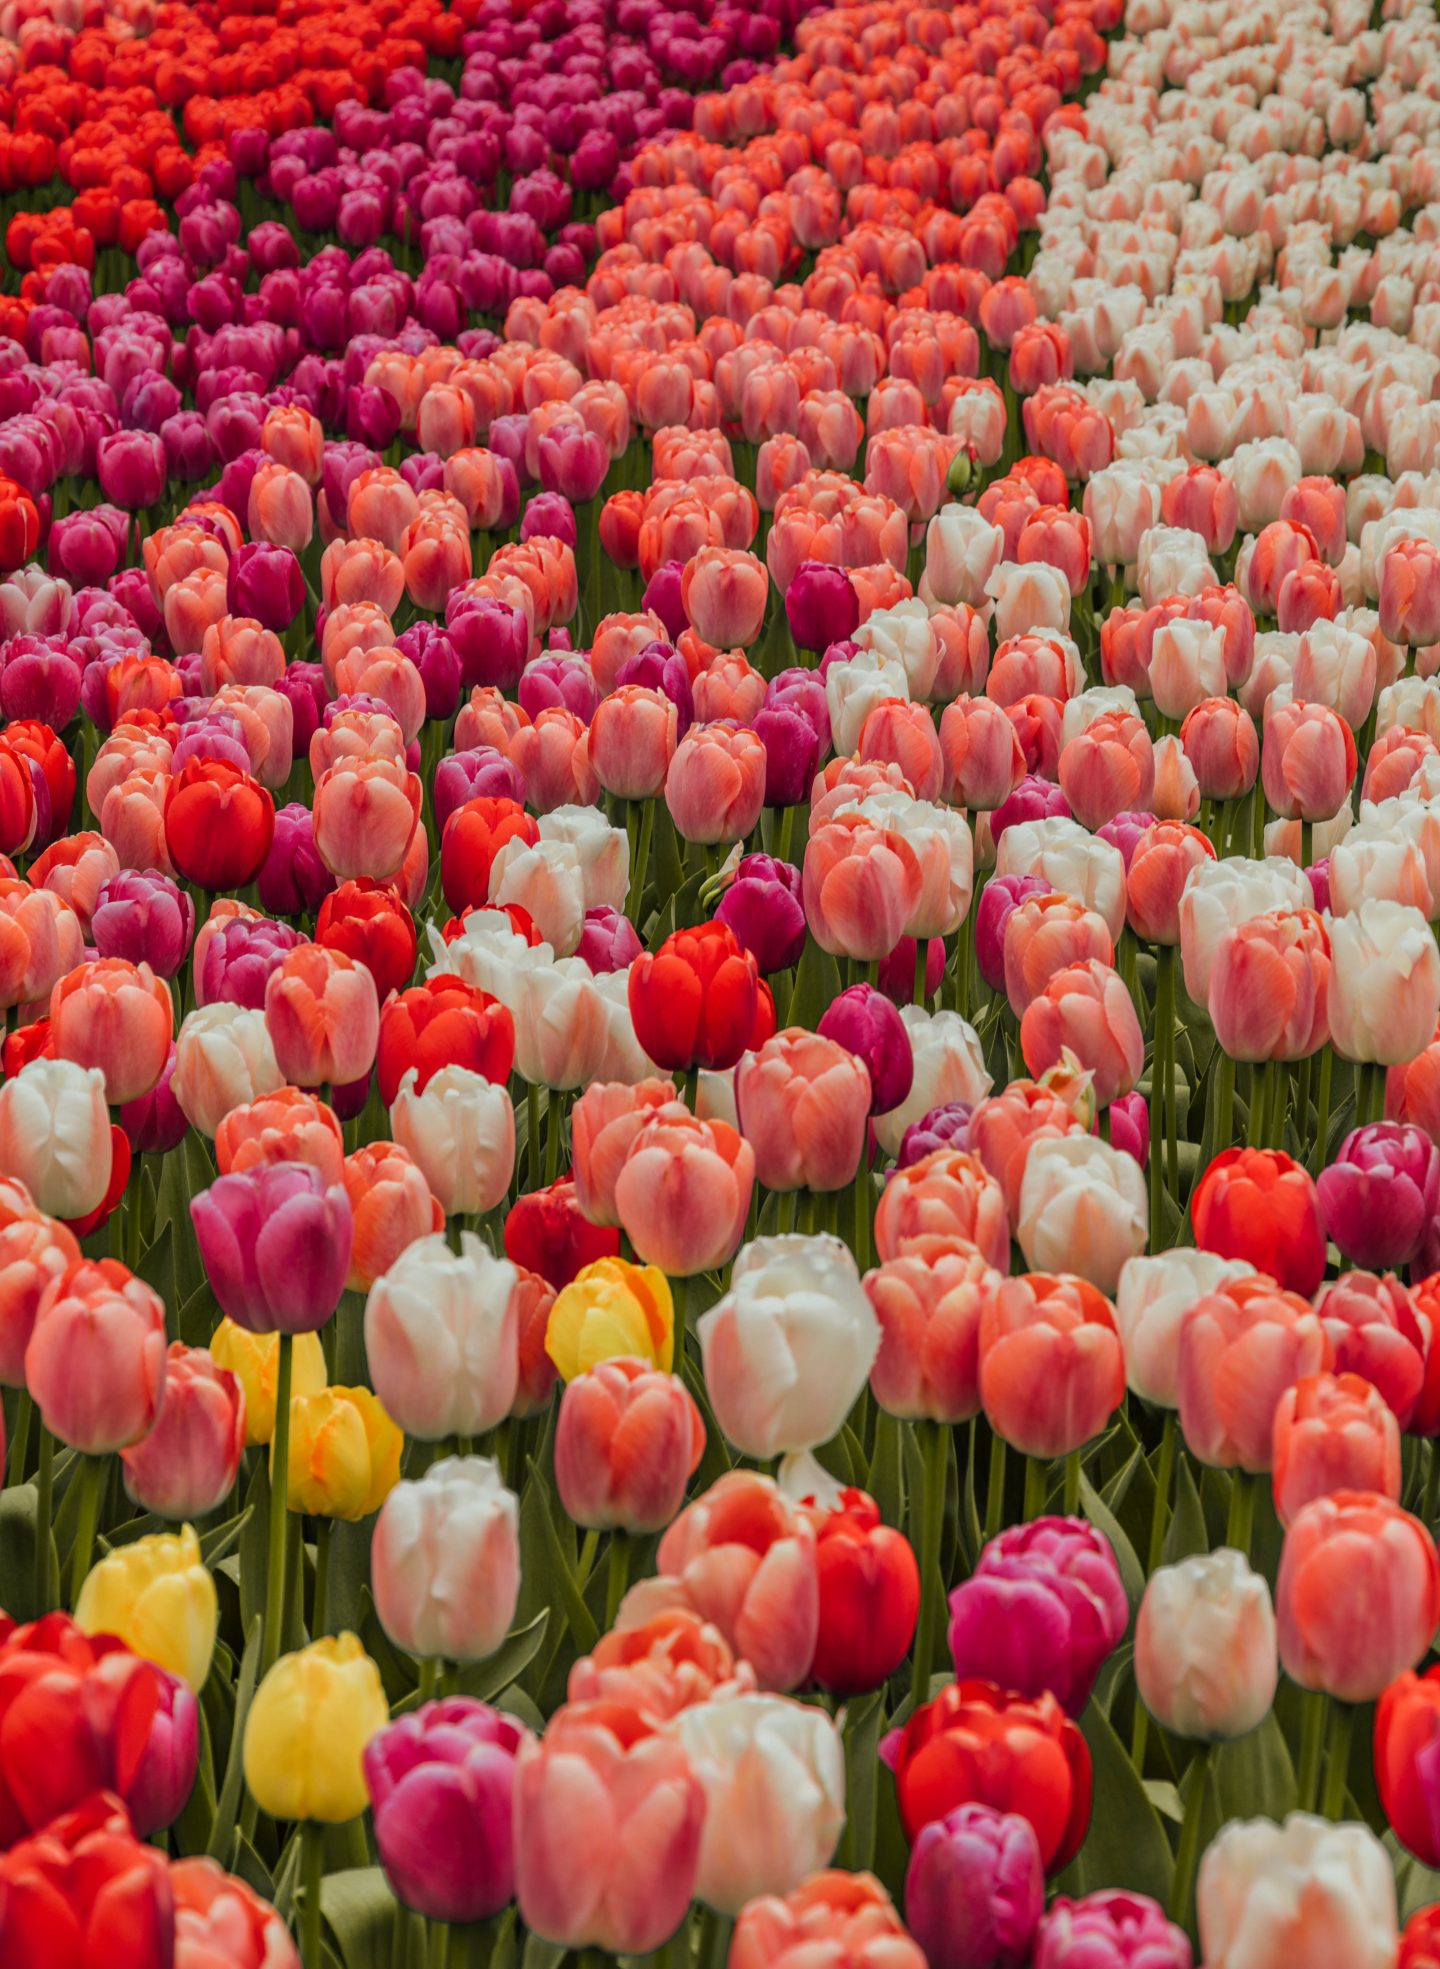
[
  {"x1": 672, "y1": 1694, "x2": 845, "y2": 1914},
  {"x1": 120, "y1": 1340, "x2": 245, "y2": 1520},
  {"x1": 1191, "y1": 1148, "x2": 1326, "y2": 1297},
  {"x1": 698, "y1": 1235, "x2": 881, "y2": 1459},
  {"x1": 215, "y1": 1086, "x2": 346, "y2": 1189},
  {"x1": 1318, "y1": 1124, "x2": 1440, "y2": 1270},
  {"x1": 1178, "y1": 855, "x2": 1313, "y2": 1009},
  {"x1": 1276, "y1": 1491, "x2": 1440, "y2": 1703},
  {"x1": 172, "y1": 1004, "x2": 285, "y2": 1138},
  {"x1": 515, "y1": 1701, "x2": 706, "y2": 1951},
  {"x1": 570, "y1": 1079, "x2": 680, "y2": 1227},
  {"x1": 191, "y1": 1164, "x2": 352, "y2": 1335},
  {"x1": 873, "y1": 1009, "x2": 993, "y2": 1158},
  {"x1": 243, "y1": 1633, "x2": 389, "y2": 1823},
  {"x1": 546, "y1": 1255, "x2": 675, "y2": 1379},
  {"x1": 568, "y1": 1608, "x2": 755, "y2": 1719},
  {"x1": 164, "y1": 758, "x2": 276, "y2": 891},
  {"x1": 804, "y1": 813, "x2": 924, "y2": 963},
  {"x1": 75, "y1": 1524, "x2": 217, "y2": 1693},
  {"x1": 364, "y1": 1231, "x2": 521, "y2": 1439},
  {"x1": 195, "y1": 914, "x2": 304, "y2": 1013},
  {"x1": 628, "y1": 920, "x2": 761, "y2": 1073},
  {"x1": 905, "y1": 1802, "x2": 1044, "y2": 1969},
  {"x1": 47, "y1": 956, "x2": 172, "y2": 1107},
  {"x1": 614, "y1": 1111, "x2": 754, "y2": 1278},
  {"x1": 1197, "y1": 1814, "x2": 1397, "y2": 1969},
  {"x1": 389, "y1": 1065, "x2": 516, "y2": 1218},
  {"x1": 1330, "y1": 901, "x2": 1440, "y2": 1066},
  {"x1": 1135, "y1": 1549, "x2": 1278, "y2": 1741},
  {"x1": 25, "y1": 1256, "x2": 167, "y2": 1454},
  {"x1": 875, "y1": 1149, "x2": 1010, "y2": 1273},
  {"x1": 1313, "y1": 1271, "x2": 1428, "y2": 1426},
  {"x1": 819, "y1": 984, "x2": 915, "y2": 1117},
  {"x1": 505, "y1": 1177, "x2": 621, "y2": 1291},
  {"x1": 0, "y1": 1057, "x2": 112, "y2": 1220},
  {"x1": 377, "y1": 978, "x2": 515, "y2": 1110},
  {"x1": 947, "y1": 1517, "x2": 1127, "y2": 1719},
  {"x1": 283, "y1": 1385, "x2": 401, "y2": 1521},
  {"x1": 666, "y1": 721, "x2": 768, "y2": 846},
  {"x1": 371, "y1": 1456, "x2": 520, "y2": 1664},
  {"x1": 555, "y1": 1356, "x2": 705, "y2": 1533},
  {"x1": 866, "y1": 1240, "x2": 1001, "y2": 1424},
  {"x1": 1376, "y1": 1667, "x2": 1440, "y2": 1867},
  {"x1": 732, "y1": 1030, "x2": 870, "y2": 1194},
  {"x1": 365, "y1": 1699, "x2": 527, "y2": 1924},
  {"x1": 731, "y1": 1872, "x2": 927, "y2": 1969},
  {"x1": 0, "y1": 1796, "x2": 174, "y2": 1964},
  {"x1": 264, "y1": 943, "x2": 379, "y2": 1090},
  {"x1": 210, "y1": 1319, "x2": 326, "y2": 1448},
  {"x1": 171, "y1": 1855, "x2": 298, "y2": 1968},
  {"x1": 1273, "y1": 1372, "x2": 1401, "y2": 1529},
  {"x1": 644, "y1": 1470, "x2": 820, "y2": 1694},
  {"x1": 978, "y1": 1273, "x2": 1125, "y2": 1461},
  {"x1": 882, "y1": 1681, "x2": 1091, "y2": 1870},
  {"x1": 1016, "y1": 1135, "x2": 1148, "y2": 1296},
  {"x1": 1178, "y1": 1272, "x2": 1332, "y2": 1473},
  {"x1": 91, "y1": 868, "x2": 194, "y2": 979},
  {"x1": 1114, "y1": 1251, "x2": 1256, "y2": 1409},
  {"x1": 1032, "y1": 1893, "x2": 1192, "y2": 1969}
]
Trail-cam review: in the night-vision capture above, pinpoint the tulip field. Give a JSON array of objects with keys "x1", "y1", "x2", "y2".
[{"x1": 12, "y1": 0, "x2": 1440, "y2": 1964}]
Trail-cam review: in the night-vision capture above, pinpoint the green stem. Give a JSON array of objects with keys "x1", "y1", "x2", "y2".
[
  {"x1": 1147, "y1": 1412, "x2": 1177, "y2": 1574},
  {"x1": 544, "y1": 1086, "x2": 562, "y2": 1185},
  {"x1": 263, "y1": 1334, "x2": 294, "y2": 1674},
  {"x1": 605, "y1": 1529, "x2": 631, "y2": 1627},
  {"x1": 1297, "y1": 1687, "x2": 1327, "y2": 1812},
  {"x1": 1224, "y1": 1469, "x2": 1254, "y2": 1557},
  {"x1": 1170, "y1": 1742, "x2": 1211, "y2": 1930},
  {"x1": 1320, "y1": 1701, "x2": 1354, "y2": 1820},
  {"x1": 983, "y1": 1430, "x2": 1007, "y2": 1541},
  {"x1": 1063, "y1": 1448, "x2": 1081, "y2": 1516},
  {"x1": 69, "y1": 1454, "x2": 105, "y2": 1604},
  {"x1": 671, "y1": 1270, "x2": 688, "y2": 1367},
  {"x1": 300, "y1": 1820, "x2": 324, "y2": 1967},
  {"x1": 631, "y1": 796, "x2": 655, "y2": 919},
  {"x1": 527, "y1": 1082, "x2": 541, "y2": 1191},
  {"x1": 910, "y1": 1420, "x2": 948, "y2": 1708},
  {"x1": 34, "y1": 1424, "x2": 54, "y2": 1610},
  {"x1": 851, "y1": 1160, "x2": 871, "y2": 1273},
  {"x1": 1023, "y1": 1455, "x2": 1048, "y2": 1520},
  {"x1": 1313, "y1": 1045, "x2": 1333, "y2": 1173},
  {"x1": 8, "y1": 1387, "x2": 31, "y2": 1488},
  {"x1": 312, "y1": 1517, "x2": 332, "y2": 1639}
]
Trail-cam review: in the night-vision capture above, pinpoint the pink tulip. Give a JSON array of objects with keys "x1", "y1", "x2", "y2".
[{"x1": 554, "y1": 1357, "x2": 705, "y2": 1533}]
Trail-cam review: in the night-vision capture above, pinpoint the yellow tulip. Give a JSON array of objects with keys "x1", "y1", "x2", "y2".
[
  {"x1": 211, "y1": 1319, "x2": 326, "y2": 1446},
  {"x1": 545, "y1": 1256, "x2": 674, "y2": 1380},
  {"x1": 280, "y1": 1386, "x2": 402, "y2": 1520},
  {"x1": 74, "y1": 1524, "x2": 217, "y2": 1692},
  {"x1": 242, "y1": 1633, "x2": 388, "y2": 1823}
]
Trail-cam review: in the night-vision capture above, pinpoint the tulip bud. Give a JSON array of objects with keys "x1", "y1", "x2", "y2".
[
  {"x1": 243, "y1": 1634, "x2": 389, "y2": 1823},
  {"x1": 371, "y1": 1455, "x2": 521, "y2": 1664},
  {"x1": 75, "y1": 1524, "x2": 217, "y2": 1694}
]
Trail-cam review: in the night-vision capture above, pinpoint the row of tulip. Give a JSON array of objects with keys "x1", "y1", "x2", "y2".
[{"x1": 8, "y1": 0, "x2": 1440, "y2": 1965}]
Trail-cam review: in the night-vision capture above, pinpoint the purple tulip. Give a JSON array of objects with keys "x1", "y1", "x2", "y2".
[
  {"x1": 715, "y1": 853, "x2": 806, "y2": 975},
  {"x1": 947, "y1": 1516, "x2": 1128, "y2": 1718},
  {"x1": 91, "y1": 871, "x2": 195, "y2": 980},
  {"x1": 1108, "y1": 1091, "x2": 1149, "y2": 1169},
  {"x1": 538, "y1": 425, "x2": 608, "y2": 504},
  {"x1": 520, "y1": 489, "x2": 577, "y2": 547},
  {"x1": 615, "y1": 640, "x2": 693, "y2": 738},
  {"x1": 227, "y1": 540, "x2": 305, "y2": 630},
  {"x1": 119, "y1": 1047, "x2": 188, "y2": 1157},
  {"x1": 47, "y1": 510, "x2": 124, "y2": 587},
  {"x1": 1032, "y1": 1892, "x2": 1192, "y2": 1969},
  {"x1": 819, "y1": 983, "x2": 914, "y2": 1116},
  {"x1": 991, "y1": 774, "x2": 1072, "y2": 848},
  {"x1": 905, "y1": 1803, "x2": 1044, "y2": 1969},
  {"x1": 898, "y1": 1103, "x2": 974, "y2": 1168},
  {"x1": 446, "y1": 592, "x2": 529, "y2": 692},
  {"x1": 1317, "y1": 1122, "x2": 1440, "y2": 1271},
  {"x1": 364, "y1": 1700, "x2": 526, "y2": 1924},
  {"x1": 197, "y1": 916, "x2": 307, "y2": 1012},
  {"x1": 753, "y1": 698, "x2": 822, "y2": 809},
  {"x1": 126, "y1": 1670, "x2": 201, "y2": 1839},
  {"x1": 434, "y1": 748, "x2": 527, "y2": 837},
  {"x1": 641, "y1": 559, "x2": 687, "y2": 642},
  {"x1": 0, "y1": 636, "x2": 82, "y2": 729},
  {"x1": 519, "y1": 651, "x2": 599, "y2": 723},
  {"x1": 190, "y1": 1163, "x2": 353, "y2": 1335},
  {"x1": 879, "y1": 934, "x2": 946, "y2": 1007},
  {"x1": 274, "y1": 664, "x2": 327, "y2": 761},
  {"x1": 258, "y1": 803, "x2": 338, "y2": 918},
  {"x1": 1095, "y1": 810, "x2": 1159, "y2": 871},
  {"x1": 396, "y1": 623, "x2": 462, "y2": 722},
  {"x1": 975, "y1": 873, "x2": 1052, "y2": 993},
  {"x1": 786, "y1": 560, "x2": 860, "y2": 653},
  {"x1": 574, "y1": 904, "x2": 643, "y2": 974},
  {"x1": 400, "y1": 451, "x2": 447, "y2": 498}
]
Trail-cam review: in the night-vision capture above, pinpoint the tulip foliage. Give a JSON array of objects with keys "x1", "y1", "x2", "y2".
[{"x1": 9, "y1": 0, "x2": 1440, "y2": 1965}]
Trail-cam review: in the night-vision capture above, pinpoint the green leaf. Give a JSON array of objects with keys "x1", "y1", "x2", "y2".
[
  {"x1": 319, "y1": 1868, "x2": 399, "y2": 1969},
  {"x1": 1056, "y1": 1700, "x2": 1174, "y2": 1907},
  {"x1": 838, "y1": 1690, "x2": 884, "y2": 1875},
  {"x1": 137, "y1": 1219, "x2": 174, "y2": 1308},
  {"x1": 1162, "y1": 1454, "x2": 1208, "y2": 1566},
  {"x1": 526, "y1": 1456, "x2": 599, "y2": 1654},
  {"x1": 208, "y1": 1614, "x2": 263, "y2": 1863},
  {"x1": 521, "y1": 1934, "x2": 567, "y2": 1969},
  {"x1": 238, "y1": 1457, "x2": 271, "y2": 1639},
  {"x1": 456, "y1": 1610, "x2": 550, "y2": 1705},
  {"x1": 0, "y1": 1482, "x2": 41, "y2": 1622},
  {"x1": 199, "y1": 1505, "x2": 253, "y2": 1570},
  {"x1": 1079, "y1": 1470, "x2": 1145, "y2": 1613},
  {"x1": 1213, "y1": 1713, "x2": 1298, "y2": 1825},
  {"x1": 868, "y1": 1409, "x2": 904, "y2": 1532}
]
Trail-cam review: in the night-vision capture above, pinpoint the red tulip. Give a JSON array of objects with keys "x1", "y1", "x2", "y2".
[
  {"x1": 1377, "y1": 1666, "x2": 1440, "y2": 1866},
  {"x1": 1192, "y1": 1147, "x2": 1327, "y2": 1297},
  {"x1": 628, "y1": 921, "x2": 761, "y2": 1073},
  {"x1": 504, "y1": 1177, "x2": 621, "y2": 1290},
  {"x1": 808, "y1": 1487, "x2": 920, "y2": 1697},
  {"x1": 440, "y1": 796, "x2": 538, "y2": 914},
  {"x1": 0, "y1": 1792, "x2": 172, "y2": 1967},
  {"x1": 163, "y1": 758, "x2": 275, "y2": 892},
  {"x1": 377, "y1": 974, "x2": 516, "y2": 1107},
  {"x1": 881, "y1": 1679, "x2": 1092, "y2": 1871},
  {"x1": 316, "y1": 879, "x2": 418, "y2": 1001}
]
